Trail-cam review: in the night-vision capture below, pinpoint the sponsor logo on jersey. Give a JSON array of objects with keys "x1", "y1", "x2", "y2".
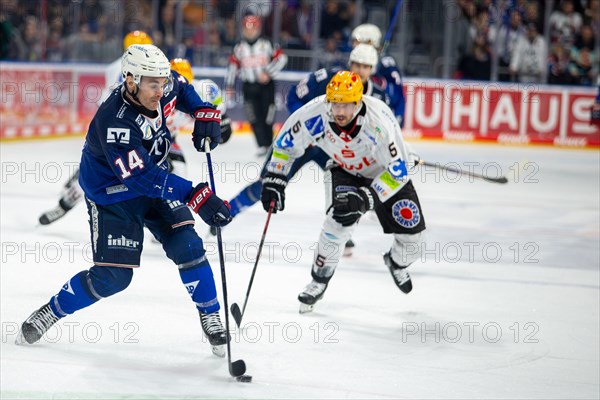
[
  {"x1": 388, "y1": 160, "x2": 407, "y2": 179},
  {"x1": 305, "y1": 115, "x2": 324, "y2": 137},
  {"x1": 186, "y1": 280, "x2": 200, "y2": 296},
  {"x1": 335, "y1": 185, "x2": 357, "y2": 193},
  {"x1": 341, "y1": 148, "x2": 355, "y2": 158},
  {"x1": 333, "y1": 154, "x2": 374, "y2": 171},
  {"x1": 61, "y1": 280, "x2": 75, "y2": 295},
  {"x1": 392, "y1": 199, "x2": 420, "y2": 229},
  {"x1": 276, "y1": 129, "x2": 294, "y2": 148},
  {"x1": 163, "y1": 97, "x2": 177, "y2": 118},
  {"x1": 135, "y1": 115, "x2": 145, "y2": 126},
  {"x1": 117, "y1": 105, "x2": 127, "y2": 119},
  {"x1": 107, "y1": 234, "x2": 140, "y2": 249},
  {"x1": 107, "y1": 128, "x2": 130, "y2": 144},
  {"x1": 372, "y1": 182, "x2": 387, "y2": 197},
  {"x1": 166, "y1": 200, "x2": 184, "y2": 209},
  {"x1": 106, "y1": 184, "x2": 128, "y2": 194}
]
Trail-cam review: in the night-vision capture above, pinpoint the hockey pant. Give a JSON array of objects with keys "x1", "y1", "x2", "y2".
[
  {"x1": 48, "y1": 198, "x2": 220, "y2": 318},
  {"x1": 311, "y1": 167, "x2": 426, "y2": 284},
  {"x1": 310, "y1": 215, "x2": 425, "y2": 285}
]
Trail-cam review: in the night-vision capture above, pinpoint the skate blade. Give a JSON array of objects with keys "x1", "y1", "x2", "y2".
[
  {"x1": 14, "y1": 331, "x2": 29, "y2": 346},
  {"x1": 299, "y1": 303, "x2": 315, "y2": 314},
  {"x1": 211, "y1": 344, "x2": 225, "y2": 358}
]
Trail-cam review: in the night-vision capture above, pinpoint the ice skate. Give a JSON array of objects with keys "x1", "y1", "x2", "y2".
[
  {"x1": 343, "y1": 239, "x2": 355, "y2": 257},
  {"x1": 38, "y1": 204, "x2": 68, "y2": 225},
  {"x1": 383, "y1": 251, "x2": 412, "y2": 294},
  {"x1": 298, "y1": 280, "x2": 327, "y2": 314},
  {"x1": 199, "y1": 311, "x2": 227, "y2": 357},
  {"x1": 15, "y1": 303, "x2": 61, "y2": 345}
]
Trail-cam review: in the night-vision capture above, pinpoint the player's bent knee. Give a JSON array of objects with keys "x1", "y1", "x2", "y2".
[
  {"x1": 161, "y1": 225, "x2": 206, "y2": 266},
  {"x1": 88, "y1": 265, "x2": 133, "y2": 297}
]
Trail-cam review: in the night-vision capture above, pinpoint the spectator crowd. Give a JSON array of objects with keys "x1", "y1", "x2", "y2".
[{"x1": 1, "y1": 0, "x2": 598, "y2": 86}]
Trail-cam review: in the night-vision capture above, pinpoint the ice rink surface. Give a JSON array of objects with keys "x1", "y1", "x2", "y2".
[{"x1": 1, "y1": 135, "x2": 598, "y2": 399}]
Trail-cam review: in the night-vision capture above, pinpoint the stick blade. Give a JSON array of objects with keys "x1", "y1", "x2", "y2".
[
  {"x1": 229, "y1": 359, "x2": 246, "y2": 377},
  {"x1": 485, "y1": 176, "x2": 509, "y2": 184},
  {"x1": 230, "y1": 303, "x2": 242, "y2": 327}
]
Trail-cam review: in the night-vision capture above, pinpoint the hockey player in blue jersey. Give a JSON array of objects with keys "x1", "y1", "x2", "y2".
[
  {"x1": 351, "y1": 23, "x2": 406, "y2": 128},
  {"x1": 17, "y1": 45, "x2": 231, "y2": 357},
  {"x1": 37, "y1": 43, "x2": 232, "y2": 226},
  {"x1": 222, "y1": 44, "x2": 393, "y2": 229}
]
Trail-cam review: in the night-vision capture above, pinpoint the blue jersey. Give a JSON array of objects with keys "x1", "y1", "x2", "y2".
[
  {"x1": 376, "y1": 55, "x2": 406, "y2": 127},
  {"x1": 79, "y1": 71, "x2": 212, "y2": 205},
  {"x1": 287, "y1": 67, "x2": 392, "y2": 114}
]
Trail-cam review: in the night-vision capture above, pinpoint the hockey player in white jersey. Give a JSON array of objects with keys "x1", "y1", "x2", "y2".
[
  {"x1": 260, "y1": 71, "x2": 426, "y2": 313},
  {"x1": 166, "y1": 58, "x2": 232, "y2": 177}
]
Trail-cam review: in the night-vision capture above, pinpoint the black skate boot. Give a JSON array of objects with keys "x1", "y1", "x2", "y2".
[
  {"x1": 38, "y1": 202, "x2": 70, "y2": 225},
  {"x1": 199, "y1": 311, "x2": 227, "y2": 357},
  {"x1": 343, "y1": 239, "x2": 355, "y2": 257},
  {"x1": 16, "y1": 303, "x2": 61, "y2": 345},
  {"x1": 298, "y1": 280, "x2": 328, "y2": 314},
  {"x1": 383, "y1": 251, "x2": 413, "y2": 294}
]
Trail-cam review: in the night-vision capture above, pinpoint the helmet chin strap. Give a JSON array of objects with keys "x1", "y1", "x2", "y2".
[{"x1": 123, "y1": 80, "x2": 158, "y2": 117}]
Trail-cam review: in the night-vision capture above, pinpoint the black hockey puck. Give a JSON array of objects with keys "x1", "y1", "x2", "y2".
[{"x1": 236, "y1": 375, "x2": 252, "y2": 383}]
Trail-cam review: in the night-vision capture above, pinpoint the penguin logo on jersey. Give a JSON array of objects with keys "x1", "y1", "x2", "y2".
[
  {"x1": 305, "y1": 115, "x2": 324, "y2": 137},
  {"x1": 392, "y1": 199, "x2": 420, "y2": 228}
]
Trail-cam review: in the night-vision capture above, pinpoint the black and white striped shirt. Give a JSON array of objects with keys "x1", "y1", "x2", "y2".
[{"x1": 225, "y1": 37, "x2": 287, "y2": 86}]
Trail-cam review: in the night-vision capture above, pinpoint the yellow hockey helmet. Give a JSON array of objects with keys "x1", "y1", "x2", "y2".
[
  {"x1": 123, "y1": 30, "x2": 153, "y2": 51},
  {"x1": 325, "y1": 71, "x2": 364, "y2": 103},
  {"x1": 170, "y1": 58, "x2": 193, "y2": 83}
]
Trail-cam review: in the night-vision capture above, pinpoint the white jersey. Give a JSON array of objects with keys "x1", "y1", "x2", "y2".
[
  {"x1": 167, "y1": 80, "x2": 227, "y2": 136},
  {"x1": 267, "y1": 95, "x2": 413, "y2": 203},
  {"x1": 100, "y1": 58, "x2": 123, "y2": 105}
]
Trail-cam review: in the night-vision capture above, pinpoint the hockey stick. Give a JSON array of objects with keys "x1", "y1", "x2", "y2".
[
  {"x1": 381, "y1": 0, "x2": 404, "y2": 55},
  {"x1": 204, "y1": 140, "x2": 248, "y2": 380},
  {"x1": 417, "y1": 160, "x2": 509, "y2": 184},
  {"x1": 230, "y1": 199, "x2": 276, "y2": 327}
]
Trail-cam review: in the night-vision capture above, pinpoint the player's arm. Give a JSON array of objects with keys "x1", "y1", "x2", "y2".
[
  {"x1": 369, "y1": 109, "x2": 415, "y2": 204},
  {"x1": 265, "y1": 43, "x2": 287, "y2": 77},
  {"x1": 225, "y1": 48, "x2": 240, "y2": 89},
  {"x1": 261, "y1": 105, "x2": 317, "y2": 212},
  {"x1": 98, "y1": 118, "x2": 193, "y2": 202},
  {"x1": 381, "y1": 56, "x2": 406, "y2": 127}
]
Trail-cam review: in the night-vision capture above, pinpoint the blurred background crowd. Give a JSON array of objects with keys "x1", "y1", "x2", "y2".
[{"x1": 0, "y1": 0, "x2": 598, "y2": 85}]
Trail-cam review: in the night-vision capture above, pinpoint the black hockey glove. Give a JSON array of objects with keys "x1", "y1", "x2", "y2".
[
  {"x1": 261, "y1": 172, "x2": 288, "y2": 213},
  {"x1": 220, "y1": 114, "x2": 233, "y2": 144},
  {"x1": 332, "y1": 187, "x2": 375, "y2": 226},
  {"x1": 192, "y1": 107, "x2": 222, "y2": 152},
  {"x1": 186, "y1": 183, "x2": 232, "y2": 227}
]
